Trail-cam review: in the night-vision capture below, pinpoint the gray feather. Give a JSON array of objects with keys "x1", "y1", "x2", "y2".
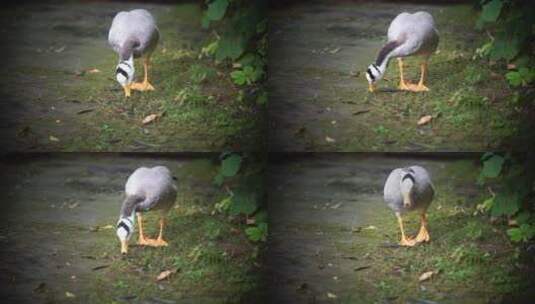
[
  {"x1": 108, "y1": 9, "x2": 160, "y2": 60},
  {"x1": 383, "y1": 165, "x2": 434, "y2": 214},
  {"x1": 121, "y1": 166, "x2": 177, "y2": 217}
]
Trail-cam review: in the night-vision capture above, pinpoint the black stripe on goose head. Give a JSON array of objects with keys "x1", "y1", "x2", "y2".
[
  {"x1": 401, "y1": 168, "x2": 415, "y2": 184},
  {"x1": 117, "y1": 221, "x2": 130, "y2": 235},
  {"x1": 116, "y1": 67, "x2": 129, "y2": 79},
  {"x1": 367, "y1": 68, "x2": 375, "y2": 81}
]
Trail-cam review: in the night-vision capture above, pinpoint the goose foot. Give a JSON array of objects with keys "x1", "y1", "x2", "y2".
[
  {"x1": 131, "y1": 81, "x2": 155, "y2": 92},
  {"x1": 399, "y1": 236, "x2": 417, "y2": 247},
  {"x1": 398, "y1": 81, "x2": 414, "y2": 91},
  {"x1": 138, "y1": 237, "x2": 156, "y2": 246},
  {"x1": 414, "y1": 214, "x2": 430, "y2": 243},
  {"x1": 414, "y1": 228, "x2": 430, "y2": 243},
  {"x1": 151, "y1": 238, "x2": 168, "y2": 247},
  {"x1": 407, "y1": 83, "x2": 429, "y2": 92}
]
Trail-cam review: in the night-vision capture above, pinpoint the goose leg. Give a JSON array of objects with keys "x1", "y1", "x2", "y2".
[
  {"x1": 410, "y1": 61, "x2": 430, "y2": 92},
  {"x1": 137, "y1": 212, "x2": 154, "y2": 246},
  {"x1": 397, "y1": 58, "x2": 412, "y2": 91},
  {"x1": 152, "y1": 217, "x2": 168, "y2": 247},
  {"x1": 396, "y1": 212, "x2": 416, "y2": 246},
  {"x1": 414, "y1": 212, "x2": 430, "y2": 243},
  {"x1": 131, "y1": 56, "x2": 155, "y2": 91}
]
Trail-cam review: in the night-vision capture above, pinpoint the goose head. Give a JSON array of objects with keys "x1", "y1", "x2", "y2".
[
  {"x1": 116, "y1": 54, "x2": 135, "y2": 97},
  {"x1": 400, "y1": 172, "x2": 415, "y2": 208},
  {"x1": 365, "y1": 63, "x2": 384, "y2": 92},
  {"x1": 116, "y1": 211, "x2": 135, "y2": 254}
]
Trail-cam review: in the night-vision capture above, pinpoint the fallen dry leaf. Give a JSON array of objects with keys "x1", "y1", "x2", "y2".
[
  {"x1": 507, "y1": 63, "x2": 517, "y2": 70},
  {"x1": 325, "y1": 136, "x2": 336, "y2": 143},
  {"x1": 142, "y1": 114, "x2": 159, "y2": 125},
  {"x1": 49, "y1": 135, "x2": 60, "y2": 142},
  {"x1": 418, "y1": 270, "x2": 435, "y2": 282},
  {"x1": 417, "y1": 115, "x2": 433, "y2": 126},
  {"x1": 362, "y1": 225, "x2": 377, "y2": 230},
  {"x1": 327, "y1": 292, "x2": 337, "y2": 299},
  {"x1": 87, "y1": 68, "x2": 100, "y2": 74},
  {"x1": 156, "y1": 269, "x2": 177, "y2": 281},
  {"x1": 65, "y1": 291, "x2": 75, "y2": 298},
  {"x1": 330, "y1": 202, "x2": 342, "y2": 209}
]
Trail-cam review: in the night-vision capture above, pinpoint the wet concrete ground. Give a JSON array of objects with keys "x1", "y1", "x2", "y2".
[{"x1": 265, "y1": 154, "x2": 502, "y2": 303}]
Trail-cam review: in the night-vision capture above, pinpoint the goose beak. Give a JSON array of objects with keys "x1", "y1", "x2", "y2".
[
  {"x1": 368, "y1": 83, "x2": 376, "y2": 93},
  {"x1": 123, "y1": 84, "x2": 131, "y2": 98},
  {"x1": 121, "y1": 240, "x2": 128, "y2": 255},
  {"x1": 402, "y1": 192, "x2": 412, "y2": 208}
]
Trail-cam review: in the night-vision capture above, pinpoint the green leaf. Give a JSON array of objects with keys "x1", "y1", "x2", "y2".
[
  {"x1": 254, "y1": 210, "x2": 268, "y2": 224},
  {"x1": 245, "y1": 223, "x2": 268, "y2": 242},
  {"x1": 490, "y1": 35, "x2": 519, "y2": 60},
  {"x1": 231, "y1": 70, "x2": 247, "y2": 85},
  {"x1": 256, "y1": 91, "x2": 268, "y2": 105},
  {"x1": 213, "y1": 172, "x2": 225, "y2": 186},
  {"x1": 216, "y1": 32, "x2": 246, "y2": 61},
  {"x1": 229, "y1": 190, "x2": 257, "y2": 216},
  {"x1": 507, "y1": 224, "x2": 535, "y2": 242},
  {"x1": 480, "y1": 0, "x2": 503, "y2": 23},
  {"x1": 481, "y1": 154, "x2": 504, "y2": 178},
  {"x1": 491, "y1": 190, "x2": 521, "y2": 217},
  {"x1": 506, "y1": 71, "x2": 523, "y2": 87},
  {"x1": 221, "y1": 154, "x2": 242, "y2": 177},
  {"x1": 205, "y1": 0, "x2": 229, "y2": 21}
]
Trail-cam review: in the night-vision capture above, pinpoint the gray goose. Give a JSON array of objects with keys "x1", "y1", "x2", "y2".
[
  {"x1": 108, "y1": 9, "x2": 160, "y2": 98},
  {"x1": 116, "y1": 166, "x2": 177, "y2": 254},
  {"x1": 383, "y1": 166, "x2": 435, "y2": 246},
  {"x1": 366, "y1": 11, "x2": 439, "y2": 92}
]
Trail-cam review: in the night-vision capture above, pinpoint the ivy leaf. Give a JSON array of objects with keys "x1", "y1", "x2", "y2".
[
  {"x1": 506, "y1": 71, "x2": 523, "y2": 87},
  {"x1": 480, "y1": 154, "x2": 504, "y2": 179},
  {"x1": 480, "y1": 0, "x2": 503, "y2": 23},
  {"x1": 256, "y1": 91, "x2": 268, "y2": 105},
  {"x1": 507, "y1": 224, "x2": 535, "y2": 242},
  {"x1": 490, "y1": 35, "x2": 519, "y2": 61},
  {"x1": 216, "y1": 32, "x2": 246, "y2": 61},
  {"x1": 229, "y1": 190, "x2": 257, "y2": 216},
  {"x1": 221, "y1": 154, "x2": 242, "y2": 177},
  {"x1": 213, "y1": 173, "x2": 225, "y2": 186},
  {"x1": 231, "y1": 70, "x2": 247, "y2": 85},
  {"x1": 206, "y1": 0, "x2": 229, "y2": 21},
  {"x1": 245, "y1": 223, "x2": 268, "y2": 242},
  {"x1": 491, "y1": 190, "x2": 521, "y2": 217}
]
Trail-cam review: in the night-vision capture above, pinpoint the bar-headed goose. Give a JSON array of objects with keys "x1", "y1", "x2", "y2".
[
  {"x1": 384, "y1": 166, "x2": 435, "y2": 246},
  {"x1": 117, "y1": 166, "x2": 177, "y2": 254},
  {"x1": 108, "y1": 9, "x2": 160, "y2": 98},
  {"x1": 366, "y1": 12, "x2": 439, "y2": 92}
]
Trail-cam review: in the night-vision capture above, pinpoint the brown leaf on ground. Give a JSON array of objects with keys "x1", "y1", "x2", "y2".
[
  {"x1": 142, "y1": 114, "x2": 159, "y2": 125},
  {"x1": 418, "y1": 270, "x2": 436, "y2": 282},
  {"x1": 87, "y1": 68, "x2": 100, "y2": 74},
  {"x1": 417, "y1": 115, "x2": 433, "y2": 126},
  {"x1": 156, "y1": 269, "x2": 178, "y2": 281}
]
